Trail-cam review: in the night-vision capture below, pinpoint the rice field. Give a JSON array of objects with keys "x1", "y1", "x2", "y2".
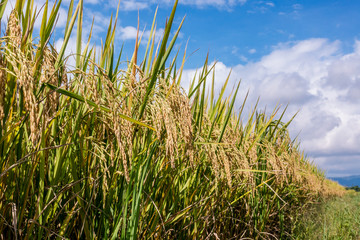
[{"x1": 0, "y1": 0, "x2": 345, "y2": 239}]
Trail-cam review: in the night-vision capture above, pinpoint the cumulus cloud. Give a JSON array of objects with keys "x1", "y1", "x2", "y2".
[
  {"x1": 181, "y1": 38, "x2": 360, "y2": 177},
  {"x1": 122, "y1": 1, "x2": 149, "y2": 11},
  {"x1": 118, "y1": 26, "x2": 139, "y2": 40},
  {"x1": 117, "y1": 25, "x2": 164, "y2": 43},
  {"x1": 292, "y1": 4, "x2": 302, "y2": 10},
  {"x1": 315, "y1": 155, "x2": 360, "y2": 177},
  {"x1": 179, "y1": 0, "x2": 247, "y2": 8},
  {"x1": 248, "y1": 48, "x2": 256, "y2": 54},
  {"x1": 258, "y1": 72, "x2": 314, "y2": 104}
]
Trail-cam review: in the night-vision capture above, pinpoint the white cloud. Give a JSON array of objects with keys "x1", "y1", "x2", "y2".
[
  {"x1": 118, "y1": 26, "x2": 138, "y2": 40},
  {"x1": 292, "y1": 4, "x2": 302, "y2": 10},
  {"x1": 248, "y1": 48, "x2": 256, "y2": 54},
  {"x1": 117, "y1": 25, "x2": 164, "y2": 43},
  {"x1": 181, "y1": 38, "x2": 360, "y2": 177},
  {"x1": 258, "y1": 72, "x2": 313, "y2": 104},
  {"x1": 122, "y1": 1, "x2": 149, "y2": 11},
  {"x1": 180, "y1": 0, "x2": 246, "y2": 8},
  {"x1": 85, "y1": 0, "x2": 100, "y2": 4}
]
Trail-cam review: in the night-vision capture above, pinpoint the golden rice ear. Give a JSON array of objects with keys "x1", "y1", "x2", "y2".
[
  {"x1": 42, "y1": 47, "x2": 59, "y2": 125},
  {"x1": 20, "y1": 63, "x2": 38, "y2": 143},
  {"x1": 6, "y1": 9, "x2": 22, "y2": 47},
  {"x1": 0, "y1": 60, "x2": 5, "y2": 122},
  {"x1": 115, "y1": 121, "x2": 131, "y2": 183},
  {"x1": 169, "y1": 87, "x2": 194, "y2": 165},
  {"x1": 4, "y1": 39, "x2": 38, "y2": 143},
  {"x1": 149, "y1": 95, "x2": 178, "y2": 169},
  {"x1": 205, "y1": 143, "x2": 220, "y2": 183}
]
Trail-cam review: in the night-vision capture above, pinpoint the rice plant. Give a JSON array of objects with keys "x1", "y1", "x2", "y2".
[{"x1": 0, "y1": 0, "x2": 345, "y2": 239}]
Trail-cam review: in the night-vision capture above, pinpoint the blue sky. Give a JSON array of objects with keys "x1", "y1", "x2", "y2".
[
  {"x1": 98, "y1": 0, "x2": 360, "y2": 67},
  {"x1": 3, "y1": 0, "x2": 360, "y2": 177}
]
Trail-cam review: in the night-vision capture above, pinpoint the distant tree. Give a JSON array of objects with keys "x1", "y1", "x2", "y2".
[{"x1": 346, "y1": 186, "x2": 360, "y2": 192}]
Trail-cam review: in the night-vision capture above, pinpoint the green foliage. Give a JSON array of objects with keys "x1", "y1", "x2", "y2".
[
  {"x1": 294, "y1": 192, "x2": 360, "y2": 239},
  {"x1": 346, "y1": 186, "x2": 360, "y2": 192}
]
